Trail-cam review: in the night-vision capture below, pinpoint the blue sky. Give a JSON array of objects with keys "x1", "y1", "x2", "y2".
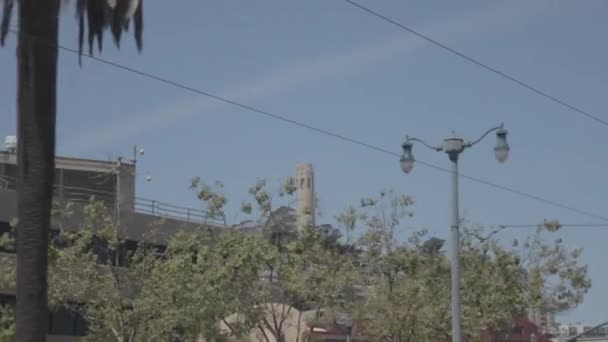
[{"x1": 1, "y1": 0, "x2": 608, "y2": 324}]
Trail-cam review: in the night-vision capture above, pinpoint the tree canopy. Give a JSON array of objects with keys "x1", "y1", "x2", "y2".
[{"x1": 0, "y1": 182, "x2": 592, "y2": 341}]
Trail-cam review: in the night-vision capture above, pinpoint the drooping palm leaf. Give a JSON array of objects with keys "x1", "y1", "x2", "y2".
[
  {"x1": 76, "y1": 0, "x2": 86, "y2": 64},
  {"x1": 85, "y1": 0, "x2": 108, "y2": 55},
  {"x1": 111, "y1": 0, "x2": 139, "y2": 47},
  {"x1": 1, "y1": 0, "x2": 144, "y2": 59},
  {"x1": 0, "y1": 0, "x2": 15, "y2": 46},
  {"x1": 133, "y1": 0, "x2": 142, "y2": 50}
]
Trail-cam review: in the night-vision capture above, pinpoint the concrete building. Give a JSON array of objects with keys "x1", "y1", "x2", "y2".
[
  {"x1": 552, "y1": 337, "x2": 608, "y2": 342},
  {"x1": 0, "y1": 139, "x2": 335, "y2": 341},
  {"x1": 553, "y1": 322, "x2": 608, "y2": 341},
  {"x1": 296, "y1": 163, "x2": 315, "y2": 231},
  {"x1": 215, "y1": 305, "x2": 364, "y2": 342},
  {"x1": 529, "y1": 307, "x2": 558, "y2": 335},
  {"x1": 0, "y1": 141, "x2": 219, "y2": 341}
]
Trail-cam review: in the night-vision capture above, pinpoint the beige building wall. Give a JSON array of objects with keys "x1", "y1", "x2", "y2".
[
  {"x1": 211, "y1": 303, "x2": 310, "y2": 342},
  {"x1": 296, "y1": 164, "x2": 315, "y2": 232}
]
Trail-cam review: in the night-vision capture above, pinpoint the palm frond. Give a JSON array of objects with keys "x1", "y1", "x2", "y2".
[
  {"x1": 2, "y1": 0, "x2": 144, "y2": 61},
  {"x1": 110, "y1": 0, "x2": 127, "y2": 47},
  {"x1": 86, "y1": 0, "x2": 108, "y2": 55},
  {"x1": 76, "y1": 0, "x2": 143, "y2": 62},
  {"x1": 0, "y1": 0, "x2": 15, "y2": 46},
  {"x1": 76, "y1": 0, "x2": 86, "y2": 65},
  {"x1": 133, "y1": 0, "x2": 142, "y2": 51},
  {"x1": 111, "y1": 0, "x2": 139, "y2": 48}
]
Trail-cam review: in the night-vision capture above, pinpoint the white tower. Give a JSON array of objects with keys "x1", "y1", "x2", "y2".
[{"x1": 296, "y1": 163, "x2": 315, "y2": 231}]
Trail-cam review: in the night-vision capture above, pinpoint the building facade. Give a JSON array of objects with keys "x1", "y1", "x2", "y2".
[
  {"x1": 554, "y1": 322, "x2": 608, "y2": 341},
  {"x1": 0, "y1": 146, "x2": 216, "y2": 340},
  {"x1": 0, "y1": 143, "x2": 331, "y2": 341},
  {"x1": 529, "y1": 307, "x2": 558, "y2": 335}
]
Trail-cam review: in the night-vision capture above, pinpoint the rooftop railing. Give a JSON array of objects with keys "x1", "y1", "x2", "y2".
[
  {"x1": 0, "y1": 175, "x2": 219, "y2": 224},
  {"x1": 134, "y1": 197, "x2": 222, "y2": 224}
]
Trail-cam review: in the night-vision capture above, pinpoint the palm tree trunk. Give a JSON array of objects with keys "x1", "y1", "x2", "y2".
[{"x1": 15, "y1": 0, "x2": 59, "y2": 341}]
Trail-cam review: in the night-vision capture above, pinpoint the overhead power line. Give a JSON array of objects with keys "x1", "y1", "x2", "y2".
[
  {"x1": 498, "y1": 223, "x2": 608, "y2": 229},
  {"x1": 463, "y1": 223, "x2": 608, "y2": 242},
  {"x1": 7, "y1": 28, "x2": 608, "y2": 222},
  {"x1": 341, "y1": 0, "x2": 608, "y2": 128}
]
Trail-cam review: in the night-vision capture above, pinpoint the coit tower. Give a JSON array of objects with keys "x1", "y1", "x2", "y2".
[{"x1": 296, "y1": 163, "x2": 315, "y2": 231}]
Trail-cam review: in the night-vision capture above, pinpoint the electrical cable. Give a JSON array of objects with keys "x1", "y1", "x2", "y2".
[
  {"x1": 5, "y1": 28, "x2": 608, "y2": 223},
  {"x1": 342, "y1": 0, "x2": 608, "y2": 127}
]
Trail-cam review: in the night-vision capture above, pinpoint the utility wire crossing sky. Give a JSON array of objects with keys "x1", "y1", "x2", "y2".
[
  {"x1": 342, "y1": 0, "x2": 608, "y2": 128},
  {"x1": 8, "y1": 26, "x2": 608, "y2": 224}
]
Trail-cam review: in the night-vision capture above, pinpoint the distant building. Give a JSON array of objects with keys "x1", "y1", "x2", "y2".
[
  {"x1": 0, "y1": 141, "x2": 220, "y2": 341},
  {"x1": 554, "y1": 322, "x2": 608, "y2": 341},
  {"x1": 552, "y1": 337, "x2": 608, "y2": 342},
  {"x1": 529, "y1": 307, "x2": 558, "y2": 335},
  {"x1": 1, "y1": 146, "x2": 339, "y2": 340},
  {"x1": 474, "y1": 319, "x2": 553, "y2": 342},
  {"x1": 296, "y1": 163, "x2": 315, "y2": 231}
]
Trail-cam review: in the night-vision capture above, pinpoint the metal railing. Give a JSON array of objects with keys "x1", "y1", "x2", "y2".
[
  {"x1": 0, "y1": 175, "x2": 115, "y2": 205},
  {"x1": 59, "y1": 185, "x2": 115, "y2": 205},
  {"x1": 134, "y1": 197, "x2": 221, "y2": 224},
  {"x1": 0, "y1": 175, "x2": 218, "y2": 224}
]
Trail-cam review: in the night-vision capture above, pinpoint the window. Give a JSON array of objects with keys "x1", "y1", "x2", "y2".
[
  {"x1": 91, "y1": 236, "x2": 111, "y2": 265},
  {"x1": 88, "y1": 237, "x2": 123, "y2": 267},
  {"x1": 50, "y1": 229, "x2": 68, "y2": 250},
  {"x1": 0, "y1": 221, "x2": 15, "y2": 253},
  {"x1": 307, "y1": 178, "x2": 311, "y2": 189},
  {"x1": 48, "y1": 306, "x2": 87, "y2": 336},
  {"x1": 0, "y1": 294, "x2": 15, "y2": 307}
]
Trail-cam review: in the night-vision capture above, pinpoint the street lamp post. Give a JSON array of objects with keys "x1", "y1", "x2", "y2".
[{"x1": 399, "y1": 123, "x2": 510, "y2": 342}]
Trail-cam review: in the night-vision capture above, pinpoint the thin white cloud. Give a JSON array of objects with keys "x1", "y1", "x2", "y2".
[{"x1": 66, "y1": 0, "x2": 549, "y2": 154}]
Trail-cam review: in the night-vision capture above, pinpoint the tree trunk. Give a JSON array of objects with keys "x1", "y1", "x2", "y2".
[{"x1": 15, "y1": 0, "x2": 59, "y2": 341}]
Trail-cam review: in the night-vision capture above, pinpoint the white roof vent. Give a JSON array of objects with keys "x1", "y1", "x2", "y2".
[{"x1": 4, "y1": 136, "x2": 16, "y2": 153}]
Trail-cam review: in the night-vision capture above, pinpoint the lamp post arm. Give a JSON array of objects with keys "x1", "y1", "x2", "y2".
[
  {"x1": 464, "y1": 123, "x2": 504, "y2": 148},
  {"x1": 406, "y1": 136, "x2": 443, "y2": 152}
]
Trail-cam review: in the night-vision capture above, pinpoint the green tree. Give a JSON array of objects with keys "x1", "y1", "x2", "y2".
[
  {"x1": 1, "y1": 1, "x2": 144, "y2": 340},
  {"x1": 46, "y1": 199, "x2": 279, "y2": 341},
  {"x1": 355, "y1": 217, "x2": 451, "y2": 342},
  {"x1": 459, "y1": 231, "x2": 528, "y2": 339},
  {"x1": 218, "y1": 178, "x2": 302, "y2": 342},
  {"x1": 345, "y1": 190, "x2": 591, "y2": 341},
  {"x1": 47, "y1": 201, "x2": 174, "y2": 342},
  {"x1": 0, "y1": 245, "x2": 15, "y2": 342},
  {"x1": 0, "y1": 219, "x2": 17, "y2": 341},
  {"x1": 462, "y1": 220, "x2": 591, "y2": 326},
  {"x1": 0, "y1": 304, "x2": 15, "y2": 342},
  {"x1": 208, "y1": 178, "x2": 357, "y2": 342},
  {"x1": 154, "y1": 228, "x2": 274, "y2": 340}
]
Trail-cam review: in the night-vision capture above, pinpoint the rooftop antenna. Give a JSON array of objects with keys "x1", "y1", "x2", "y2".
[
  {"x1": 132, "y1": 145, "x2": 144, "y2": 164},
  {"x1": 129, "y1": 145, "x2": 151, "y2": 182}
]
